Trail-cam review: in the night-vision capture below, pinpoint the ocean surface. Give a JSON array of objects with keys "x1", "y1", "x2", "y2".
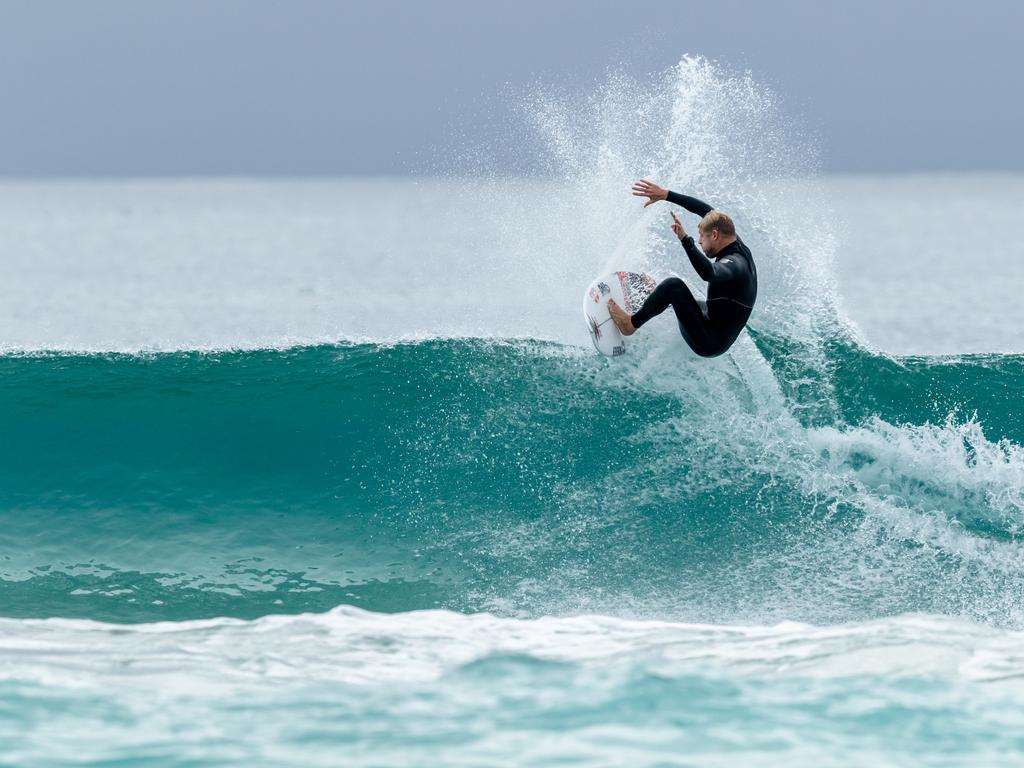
[{"x1": 4, "y1": 59, "x2": 1024, "y2": 765}]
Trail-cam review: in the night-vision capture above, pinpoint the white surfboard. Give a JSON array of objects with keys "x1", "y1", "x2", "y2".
[{"x1": 583, "y1": 271, "x2": 657, "y2": 357}]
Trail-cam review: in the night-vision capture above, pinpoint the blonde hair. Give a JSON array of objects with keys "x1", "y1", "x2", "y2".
[{"x1": 698, "y1": 210, "x2": 736, "y2": 238}]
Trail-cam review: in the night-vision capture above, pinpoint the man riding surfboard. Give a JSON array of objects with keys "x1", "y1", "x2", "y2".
[{"x1": 608, "y1": 179, "x2": 757, "y2": 357}]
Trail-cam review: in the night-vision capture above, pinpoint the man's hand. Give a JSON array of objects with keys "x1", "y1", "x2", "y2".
[
  {"x1": 632, "y1": 179, "x2": 668, "y2": 207},
  {"x1": 670, "y1": 211, "x2": 687, "y2": 241}
]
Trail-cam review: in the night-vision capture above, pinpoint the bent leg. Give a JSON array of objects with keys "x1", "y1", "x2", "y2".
[{"x1": 630, "y1": 277, "x2": 717, "y2": 355}]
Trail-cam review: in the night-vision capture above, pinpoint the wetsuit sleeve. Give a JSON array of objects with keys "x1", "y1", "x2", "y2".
[
  {"x1": 681, "y1": 236, "x2": 743, "y2": 283},
  {"x1": 666, "y1": 191, "x2": 713, "y2": 217}
]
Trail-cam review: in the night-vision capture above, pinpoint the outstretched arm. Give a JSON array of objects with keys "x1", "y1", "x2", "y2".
[
  {"x1": 633, "y1": 179, "x2": 714, "y2": 217},
  {"x1": 666, "y1": 191, "x2": 713, "y2": 218}
]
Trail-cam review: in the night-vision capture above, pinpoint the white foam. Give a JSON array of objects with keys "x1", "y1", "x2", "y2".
[{"x1": 1, "y1": 607, "x2": 1021, "y2": 690}]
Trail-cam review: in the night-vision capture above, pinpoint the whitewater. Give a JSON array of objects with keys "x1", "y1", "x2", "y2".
[{"x1": 4, "y1": 58, "x2": 1024, "y2": 765}]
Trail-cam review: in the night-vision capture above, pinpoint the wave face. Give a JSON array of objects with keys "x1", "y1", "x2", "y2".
[{"x1": 4, "y1": 337, "x2": 1024, "y2": 628}]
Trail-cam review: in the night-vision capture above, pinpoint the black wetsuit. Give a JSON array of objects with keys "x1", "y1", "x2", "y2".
[{"x1": 630, "y1": 191, "x2": 757, "y2": 357}]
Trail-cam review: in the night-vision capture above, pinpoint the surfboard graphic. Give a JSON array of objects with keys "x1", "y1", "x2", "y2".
[{"x1": 582, "y1": 271, "x2": 656, "y2": 357}]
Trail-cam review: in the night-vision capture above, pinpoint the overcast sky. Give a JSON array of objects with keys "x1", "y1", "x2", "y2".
[{"x1": 0, "y1": 0, "x2": 1021, "y2": 176}]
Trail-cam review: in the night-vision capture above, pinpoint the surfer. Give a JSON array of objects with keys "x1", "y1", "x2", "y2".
[{"x1": 607, "y1": 179, "x2": 757, "y2": 358}]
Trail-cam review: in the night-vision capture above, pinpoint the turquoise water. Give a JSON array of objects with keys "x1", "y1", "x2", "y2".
[
  {"x1": 5, "y1": 57, "x2": 1024, "y2": 765},
  {"x1": 4, "y1": 339, "x2": 1024, "y2": 626}
]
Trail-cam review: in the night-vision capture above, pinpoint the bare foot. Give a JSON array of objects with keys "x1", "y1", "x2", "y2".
[{"x1": 607, "y1": 299, "x2": 636, "y2": 336}]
